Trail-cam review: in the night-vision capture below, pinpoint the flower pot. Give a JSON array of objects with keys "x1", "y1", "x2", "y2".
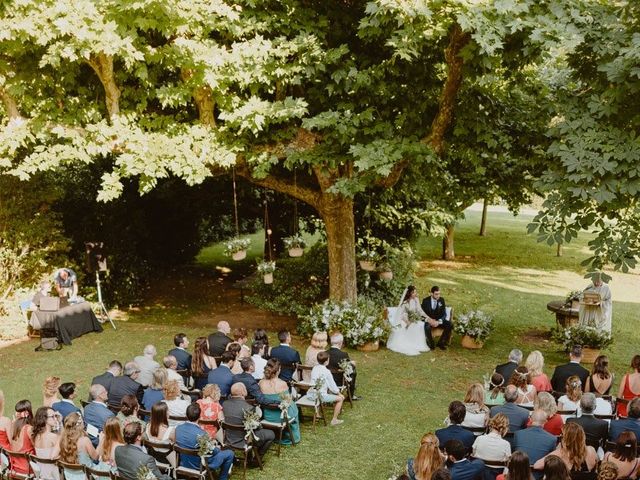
[
  {"x1": 263, "y1": 273, "x2": 273, "y2": 284},
  {"x1": 357, "y1": 340, "x2": 379, "y2": 352},
  {"x1": 359, "y1": 260, "x2": 376, "y2": 271},
  {"x1": 581, "y1": 347, "x2": 600, "y2": 364},
  {"x1": 288, "y1": 247, "x2": 304, "y2": 257},
  {"x1": 461, "y1": 335, "x2": 484, "y2": 349},
  {"x1": 232, "y1": 250, "x2": 247, "y2": 261},
  {"x1": 379, "y1": 271, "x2": 393, "y2": 281}
]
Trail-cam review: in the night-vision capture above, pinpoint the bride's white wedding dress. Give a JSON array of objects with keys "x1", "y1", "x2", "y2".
[{"x1": 386, "y1": 297, "x2": 430, "y2": 356}]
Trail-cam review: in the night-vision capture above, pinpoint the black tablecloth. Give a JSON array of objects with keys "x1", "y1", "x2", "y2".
[{"x1": 30, "y1": 302, "x2": 103, "y2": 345}]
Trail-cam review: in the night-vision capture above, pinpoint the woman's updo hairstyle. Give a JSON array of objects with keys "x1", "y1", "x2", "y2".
[{"x1": 263, "y1": 358, "x2": 281, "y2": 380}]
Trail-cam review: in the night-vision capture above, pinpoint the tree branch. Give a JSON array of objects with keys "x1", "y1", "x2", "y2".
[
  {"x1": 0, "y1": 87, "x2": 21, "y2": 119},
  {"x1": 86, "y1": 53, "x2": 120, "y2": 118},
  {"x1": 181, "y1": 68, "x2": 216, "y2": 127}
]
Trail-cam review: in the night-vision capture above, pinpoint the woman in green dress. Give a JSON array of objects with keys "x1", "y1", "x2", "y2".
[{"x1": 258, "y1": 358, "x2": 301, "y2": 444}]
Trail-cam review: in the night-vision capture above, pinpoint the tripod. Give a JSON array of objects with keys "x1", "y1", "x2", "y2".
[{"x1": 95, "y1": 271, "x2": 116, "y2": 329}]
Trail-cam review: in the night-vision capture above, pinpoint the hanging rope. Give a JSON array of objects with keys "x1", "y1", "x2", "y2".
[
  {"x1": 232, "y1": 167, "x2": 240, "y2": 237},
  {"x1": 293, "y1": 170, "x2": 299, "y2": 235},
  {"x1": 263, "y1": 193, "x2": 273, "y2": 262}
]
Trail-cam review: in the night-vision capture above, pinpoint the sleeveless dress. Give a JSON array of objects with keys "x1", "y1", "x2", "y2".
[
  {"x1": 603, "y1": 453, "x2": 640, "y2": 479},
  {"x1": 10, "y1": 426, "x2": 35, "y2": 474},
  {"x1": 194, "y1": 359, "x2": 214, "y2": 390},
  {"x1": 586, "y1": 374, "x2": 612, "y2": 395},
  {"x1": 617, "y1": 374, "x2": 640, "y2": 417},
  {"x1": 261, "y1": 392, "x2": 301, "y2": 445},
  {"x1": 35, "y1": 447, "x2": 61, "y2": 480},
  {"x1": 196, "y1": 399, "x2": 222, "y2": 437}
]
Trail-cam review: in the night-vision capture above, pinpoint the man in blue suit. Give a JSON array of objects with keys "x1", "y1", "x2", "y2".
[
  {"x1": 445, "y1": 439, "x2": 484, "y2": 480},
  {"x1": 175, "y1": 403, "x2": 234, "y2": 480},
  {"x1": 269, "y1": 330, "x2": 301, "y2": 383},
  {"x1": 490, "y1": 385, "x2": 530, "y2": 437},
  {"x1": 52, "y1": 382, "x2": 82, "y2": 419},
  {"x1": 436, "y1": 401, "x2": 475, "y2": 452},
  {"x1": 84, "y1": 384, "x2": 115, "y2": 446},
  {"x1": 207, "y1": 351, "x2": 235, "y2": 397},
  {"x1": 610, "y1": 398, "x2": 640, "y2": 441},
  {"x1": 232, "y1": 358, "x2": 269, "y2": 404},
  {"x1": 169, "y1": 333, "x2": 192, "y2": 386},
  {"x1": 513, "y1": 410, "x2": 557, "y2": 478}
]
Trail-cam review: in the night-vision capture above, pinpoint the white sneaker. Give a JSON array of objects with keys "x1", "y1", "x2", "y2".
[{"x1": 330, "y1": 419, "x2": 344, "y2": 426}]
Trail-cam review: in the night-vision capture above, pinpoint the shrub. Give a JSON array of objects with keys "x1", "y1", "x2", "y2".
[{"x1": 552, "y1": 324, "x2": 613, "y2": 350}]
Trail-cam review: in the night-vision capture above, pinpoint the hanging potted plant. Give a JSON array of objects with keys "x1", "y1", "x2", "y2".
[
  {"x1": 224, "y1": 237, "x2": 251, "y2": 261},
  {"x1": 358, "y1": 249, "x2": 379, "y2": 271},
  {"x1": 283, "y1": 234, "x2": 306, "y2": 257},
  {"x1": 377, "y1": 261, "x2": 393, "y2": 281},
  {"x1": 257, "y1": 260, "x2": 276, "y2": 284},
  {"x1": 454, "y1": 310, "x2": 494, "y2": 349}
]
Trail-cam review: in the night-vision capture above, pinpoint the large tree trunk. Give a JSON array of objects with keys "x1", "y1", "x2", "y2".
[
  {"x1": 442, "y1": 223, "x2": 455, "y2": 260},
  {"x1": 320, "y1": 194, "x2": 357, "y2": 303},
  {"x1": 480, "y1": 198, "x2": 488, "y2": 236}
]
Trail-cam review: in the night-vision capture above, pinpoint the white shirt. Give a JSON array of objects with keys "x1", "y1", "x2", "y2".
[
  {"x1": 134, "y1": 355, "x2": 160, "y2": 387},
  {"x1": 166, "y1": 368, "x2": 186, "y2": 390},
  {"x1": 251, "y1": 355, "x2": 267, "y2": 380},
  {"x1": 163, "y1": 398, "x2": 190, "y2": 425},
  {"x1": 472, "y1": 431, "x2": 511, "y2": 462},
  {"x1": 310, "y1": 364, "x2": 339, "y2": 395}
]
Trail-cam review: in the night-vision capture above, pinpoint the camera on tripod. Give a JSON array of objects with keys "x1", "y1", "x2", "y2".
[{"x1": 84, "y1": 241, "x2": 115, "y2": 330}]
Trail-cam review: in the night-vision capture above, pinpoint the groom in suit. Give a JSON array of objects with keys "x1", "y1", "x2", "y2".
[{"x1": 422, "y1": 286, "x2": 452, "y2": 350}]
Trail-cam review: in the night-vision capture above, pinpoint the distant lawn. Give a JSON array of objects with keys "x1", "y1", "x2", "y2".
[{"x1": 1, "y1": 207, "x2": 638, "y2": 480}]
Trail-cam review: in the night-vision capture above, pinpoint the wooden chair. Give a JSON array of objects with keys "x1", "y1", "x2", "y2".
[
  {"x1": 431, "y1": 307, "x2": 454, "y2": 345},
  {"x1": 107, "y1": 404, "x2": 120, "y2": 415},
  {"x1": 169, "y1": 415, "x2": 188, "y2": 424},
  {"x1": 137, "y1": 408, "x2": 151, "y2": 420},
  {"x1": 181, "y1": 388, "x2": 202, "y2": 403},
  {"x1": 0, "y1": 447, "x2": 9, "y2": 477},
  {"x1": 594, "y1": 413, "x2": 616, "y2": 421},
  {"x1": 293, "y1": 365, "x2": 314, "y2": 392},
  {"x1": 221, "y1": 421, "x2": 263, "y2": 480},
  {"x1": 328, "y1": 366, "x2": 353, "y2": 409},
  {"x1": 557, "y1": 409, "x2": 578, "y2": 418},
  {"x1": 260, "y1": 403, "x2": 298, "y2": 456},
  {"x1": 295, "y1": 391, "x2": 330, "y2": 432},
  {"x1": 173, "y1": 445, "x2": 213, "y2": 480},
  {"x1": 28, "y1": 453, "x2": 60, "y2": 480},
  {"x1": 197, "y1": 418, "x2": 221, "y2": 432},
  {"x1": 80, "y1": 400, "x2": 89, "y2": 409},
  {"x1": 4, "y1": 449, "x2": 34, "y2": 480},
  {"x1": 462, "y1": 425, "x2": 487, "y2": 435},
  {"x1": 58, "y1": 460, "x2": 88, "y2": 480},
  {"x1": 142, "y1": 439, "x2": 175, "y2": 476},
  {"x1": 85, "y1": 465, "x2": 112, "y2": 480}
]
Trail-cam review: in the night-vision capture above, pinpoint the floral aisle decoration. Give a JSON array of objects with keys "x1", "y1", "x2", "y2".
[
  {"x1": 196, "y1": 433, "x2": 218, "y2": 457},
  {"x1": 453, "y1": 310, "x2": 494, "y2": 348},
  {"x1": 338, "y1": 359, "x2": 354, "y2": 384},
  {"x1": 257, "y1": 260, "x2": 276, "y2": 284},
  {"x1": 283, "y1": 234, "x2": 306, "y2": 257},
  {"x1": 224, "y1": 237, "x2": 251, "y2": 261},
  {"x1": 242, "y1": 409, "x2": 262, "y2": 442},
  {"x1": 278, "y1": 392, "x2": 293, "y2": 419},
  {"x1": 376, "y1": 260, "x2": 393, "y2": 280},
  {"x1": 136, "y1": 465, "x2": 156, "y2": 480}
]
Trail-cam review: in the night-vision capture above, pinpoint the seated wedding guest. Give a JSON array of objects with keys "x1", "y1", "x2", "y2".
[
  {"x1": 436, "y1": 401, "x2": 475, "y2": 451},
  {"x1": 461, "y1": 383, "x2": 489, "y2": 430},
  {"x1": 310, "y1": 351, "x2": 345, "y2": 426},
  {"x1": 116, "y1": 395, "x2": 145, "y2": 430},
  {"x1": 175, "y1": 404, "x2": 234, "y2": 480},
  {"x1": 8, "y1": 400, "x2": 35, "y2": 475},
  {"x1": 163, "y1": 355, "x2": 186, "y2": 391},
  {"x1": 270, "y1": 330, "x2": 301, "y2": 383},
  {"x1": 162, "y1": 380, "x2": 190, "y2": 424},
  {"x1": 585, "y1": 355, "x2": 613, "y2": 395},
  {"x1": 531, "y1": 391, "x2": 563, "y2": 436},
  {"x1": 510, "y1": 366, "x2": 537, "y2": 407},
  {"x1": 191, "y1": 337, "x2": 217, "y2": 390},
  {"x1": 196, "y1": 384, "x2": 224, "y2": 441},
  {"x1": 142, "y1": 368, "x2": 166, "y2": 411},
  {"x1": 225, "y1": 342, "x2": 243, "y2": 375},
  {"x1": 609, "y1": 398, "x2": 640, "y2": 442},
  {"x1": 60, "y1": 412, "x2": 99, "y2": 479},
  {"x1": 406, "y1": 433, "x2": 443, "y2": 480},
  {"x1": 43, "y1": 376, "x2": 61, "y2": 408},
  {"x1": 52, "y1": 382, "x2": 82, "y2": 419},
  {"x1": 143, "y1": 403, "x2": 175, "y2": 466},
  {"x1": 169, "y1": 333, "x2": 191, "y2": 386},
  {"x1": 32, "y1": 406, "x2": 61, "y2": 480},
  {"x1": 542, "y1": 455, "x2": 571, "y2": 480},
  {"x1": 108, "y1": 362, "x2": 144, "y2": 406},
  {"x1": 0, "y1": 390, "x2": 11, "y2": 450},
  {"x1": 251, "y1": 342, "x2": 268, "y2": 380},
  {"x1": 259, "y1": 359, "x2": 301, "y2": 444},
  {"x1": 602, "y1": 432, "x2": 640, "y2": 479},
  {"x1": 514, "y1": 410, "x2": 557, "y2": 476},
  {"x1": 444, "y1": 439, "x2": 484, "y2": 480},
  {"x1": 207, "y1": 351, "x2": 236, "y2": 397},
  {"x1": 115, "y1": 422, "x2": 170, "y2": 480},
  {"x1": 550, "y1": 346, "x2": 589, "y2": 393},
  {"x1": 304, "y1": 331, "x2": 328, "y2": 382},
  {"x1": 232, "y1": 358, "x2": 268, "y2": 404},
  {"x1": 533, "y1": 423, "x2": 598, "y2": 473},
  {"x1": 566, "y1": 393, "x2": 608, "y2": 450},
  {"x1": 328, "y1": 332, "x2": 360, "y2": 400},
  {"x1": 496, "y1": 451, "x2": 533, "y2": 480},
  {"x1": 485, "y1": 373, "x2": 506, "y2": 406},
  {"x1": 253, "y1": 329, "x2": 271, "y2": 358},
  {"x1": 472, "y1": 413, "x2": 511, "y2": 463},
  {"x1": 84, "y1": 385, "x2": 115, "y2": 447},
  {"x1": 208, "y1": 321, "x2": 232, "y2": 357},
  {"x1": 433, "y1": 468, "x2": 452, "y2": 480},
  {"x1": 598, "y1": 462, "x2": 619, "y2": 480},
  {"x1": 494, "y1": 350, "x2": 522, "y2": 385},
  {"x1": 557, "y1": 375, "x2": 582, "y2": 419},
  {"x1": 489, "y1": 385, "x2": 529, "y2": 436},
  {"x1": 133, "y1": 345, "x2": 160, "y2": 388},
  {"x1": 223, "y1": 383, "x2": 275, "y2": 459},
  {"x1": 525, "y1": 351, "x2": 552, "y2": 393},
  {"x1": 233, "y1": 328, "x2": 251, "y2": 359},
  {"x1": 617, "y1": 355, "x2": 640, "y2": 417},
  {"x1": 96, "y1": 417, "x2": 124, "y2": 472},
  {"x1": 90, "y1": 360, "x2": 122, "y2": 395}
]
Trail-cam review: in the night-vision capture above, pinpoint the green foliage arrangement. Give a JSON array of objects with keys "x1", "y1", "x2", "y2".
[
  {"x1": 224, "y1": 237, "x2": 251, "y2": 256},
  {"x1": 256, "y1": 260, "x2": 276, "y2": 274},
  {"x1": 565, "y1": 290, "x2": 582, "y2": 305},
  {"x1": 552, "y1": 325, "x2": 613, "y2": 350},
  {"x1": 453, "y1": 310, "x2": 494, "y2": 342}
]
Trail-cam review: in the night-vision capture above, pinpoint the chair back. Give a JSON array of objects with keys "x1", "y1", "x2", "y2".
[
  {"x1": 5, "y1": 449, "x2": 34, "y2": 477},
  {"x1": 221, "y1": 421, "x2": 252, "y2": 448},
  {"x1": 107, "y1": 404, "x2": 120, "y2": 415},
  {"x1": 58, "y1": 460, "x2": 87, "y2": 480},
  {"x1": 197, "y1": 419, "x2": 221, "y2": 431},
  {"x1": 462, "y1": 426, "x2": 487, "y2": 434},
  {"x1": 85, "y1": 465, "x2": 112, "y2": 480},
  {"x1": 169, "y1": 415, "x2": 188, "y2": 423},
  {"x1": 141, "y1": 439, "x2": 173, "y2": 473},
  {"x1": 137, "y1": 408, "x2": 150, "y2": 419},
  {"x1": 27, "y1": 453, "x2": 60, "y2": 480}
]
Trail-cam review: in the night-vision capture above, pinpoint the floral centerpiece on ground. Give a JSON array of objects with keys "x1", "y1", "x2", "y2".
[
  {"x1": 552, "y1": 324, "x2": 613, "y2": 350},
  {"x1": 454, "y1": 310, "x2": 494, "y2": 343},
  {"x1": 224, "y1": 237, "x2": 251, "y2": 259}
]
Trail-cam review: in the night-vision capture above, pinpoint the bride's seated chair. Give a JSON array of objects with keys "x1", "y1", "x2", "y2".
[{"x1": 385, "y1": 306, "x2": 453, "y2": 345}]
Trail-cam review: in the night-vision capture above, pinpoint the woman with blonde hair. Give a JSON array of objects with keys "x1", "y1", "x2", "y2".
[
  {"x1": 303, "y1": 331, "x2": 328, "y2": 382},
  {"x1": 525, "y1": 351, "x2": 552, "y2": 392},
  {"x1": 509, "y1": 366, "x2": 537, "y2": 407},
  {"x1": 196, "y1": 384, "x2": 224, "y2": 440},
  {"x1": 96, "y1": 417, "x2": 124, "y2": 471},
  {"x1": 161, "y1": 380, "x2": 189, "y2": 423},
  {"x1": 407, "y1": 433, "x2": 444, "y2": 480},
  {"x1": 533, "y1": 422, "x2": 597, "y2": 473},
  {"x1": 598, "y1": 462, "x2": 620, "y2": 480},
  {"x1": 558, "y1": 375, "x2": 582, "y2": 418},
  {"x1": 42, "y1": 376, "x2": 61, "y2": 408},
  {"x1": 59, "y1": 412, "x2": 99, "y2": 479},
  {"x1": 142, "y1": 367, "x2": 167, "y2": 412},
  {"x1": 461, "y1": 383, "x2": 489, "y2": 429},
  {"x1": 532, "y1": 391, "x2": 563, "y2": 435},
  {"x1": 472, "y1": 413, "x2": 511, "y2": 462}
]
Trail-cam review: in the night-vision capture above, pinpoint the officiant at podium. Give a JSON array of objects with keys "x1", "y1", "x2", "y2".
[{"x1": 578, "y1": 273, "x2": 612, "y2": 333}]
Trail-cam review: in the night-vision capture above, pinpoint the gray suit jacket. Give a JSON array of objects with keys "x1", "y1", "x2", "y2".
[
  {"x1": 222, "y1": 398, "x2": 258, "y2": 448},
  {"x1": 114, "y1": 444, "x2": 170, "y2": 480}
]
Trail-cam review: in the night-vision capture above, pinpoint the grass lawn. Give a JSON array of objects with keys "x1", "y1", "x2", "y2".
[{"x1": 1, "y1": 207, "x2": 639, "y2": 480}]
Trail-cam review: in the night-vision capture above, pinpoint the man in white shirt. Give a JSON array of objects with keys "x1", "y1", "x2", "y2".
[
  {"x1": 134, "y1": 345, "x2": 160, "y2": 387},
  {"x1": 250, "y1": 342, "x2": 268, "y2": 380},
  {"x1": 163, "y1": 355, "x2": 186, "y2": 390}
]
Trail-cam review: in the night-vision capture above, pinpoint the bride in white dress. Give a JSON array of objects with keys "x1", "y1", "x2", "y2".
[{"x1": 386, "y1": 285, "x2": 430, "y2": 356}]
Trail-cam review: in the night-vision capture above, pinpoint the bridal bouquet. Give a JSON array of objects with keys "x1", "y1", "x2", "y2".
[{"x1": 405, "y1": 309, "x2": 422, "y2": 327}]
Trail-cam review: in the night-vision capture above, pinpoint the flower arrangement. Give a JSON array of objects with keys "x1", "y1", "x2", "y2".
[
  {"x1": 357, "y1": 248, "x2": 379, "y2": 262},
  {"x1": 298, "y1": 299, "x2": 389, "y2": 347},
  {"x1": 565, "y1": 290, "x2": 582, "y2": 306},
  {"x1": 338, "y1": 359, "x2": 354, "y2": 384},
  {"x1": 283, "y1": 234, "x2": 306, "y2": 250},
  {"x1": 552, "y1": 324, "x2": 613, "y2": 350},
  {"x1": 405, "y1": 309, "x2": 422, "y2": 326},
  {"x1": 243, "y1": 409, "x2": 262, "y2": 442},
  {"x1": 224, "y1": 237, "x2": 251, "y2": 256},
  {"x1": 278, "y1": 392, "x2": 293, "y2": 419},
  {"x1": 453, "y1": 310, "x2": 494, "y2": 342},
  {"x1": 136, "y1": 465, "x2": 156, "y2": 480},
  {"x1": 196, "y1": 434, "x2": 217, "y2": 457},
  {"x1": 257, "y1": 260, "x2": 276, "y2": 274}
]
